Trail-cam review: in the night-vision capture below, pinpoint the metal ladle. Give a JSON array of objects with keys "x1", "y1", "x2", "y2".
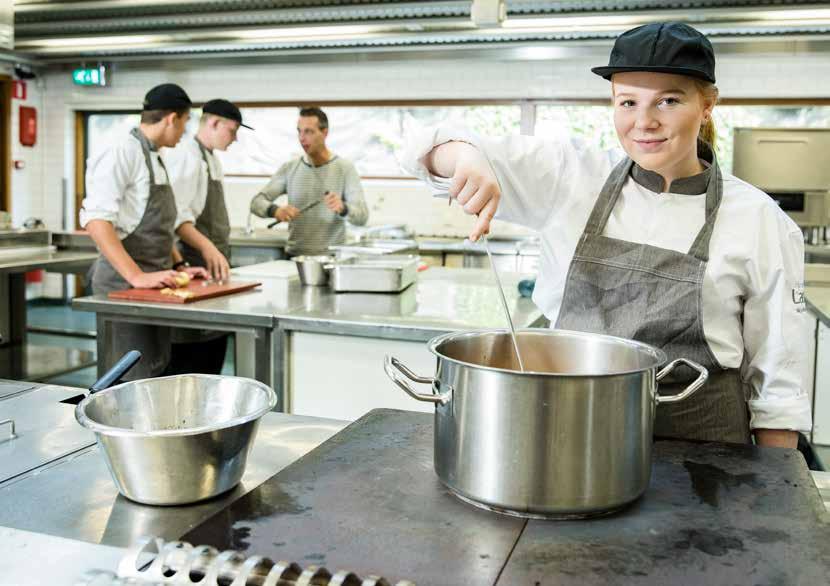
[
  {"x1": 435, "y1": 190, "x2": 526, "y2": 372},
  {"x1": 480, "y1": 234, "x2": 526, "y2": 372}
]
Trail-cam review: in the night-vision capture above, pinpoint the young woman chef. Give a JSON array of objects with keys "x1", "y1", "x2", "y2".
[{"x1": 401, "y1": 22, "x2": 811, "y2": 448}]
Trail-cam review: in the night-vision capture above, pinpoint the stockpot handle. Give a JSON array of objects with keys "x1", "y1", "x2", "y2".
[
  {"x1": 383, "y1": 355, "x2": 451, "y2": 405},
  {"x1": 655, "y1": 358, "x2": 708, "y2": 404}
]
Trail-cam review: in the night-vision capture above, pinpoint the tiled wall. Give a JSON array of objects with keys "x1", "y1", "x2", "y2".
[{"x1": 7, "y1": 49, "x2": 830, "y2": 293}]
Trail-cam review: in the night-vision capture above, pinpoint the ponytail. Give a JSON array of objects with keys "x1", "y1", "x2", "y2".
[
  {"x1": 693, "y1": 79, "x2": 720, "y2": 150},
  {"x1": 699, "y1": 116, "x2": 717, "y2": 149}
]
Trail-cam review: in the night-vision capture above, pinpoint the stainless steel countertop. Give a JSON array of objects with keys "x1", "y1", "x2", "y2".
[
  {"x1": 73, "y1": 267, "x2": 544, "y2": 339},
  {"x1": 0, "y1": 250, "x2": 98, "y2": 273},
  {"x1": 0, "y1": 404, "x2": 347, "y2": 547},
  {"x1": 0, "y1": 379, "x2": 40, "y2": 401},
  {"x1": 279, "y1": 267, "x2": 543, "y2": 339},
  {"x1": 416, "y1": 236, "x2": 540, "y2": 256},
  {"x1": 0, "y1": 526, "x2": 127, "y2": 586},
  {"x1": 229, "y1": 227, "x2": 288, "y2": 247},
  {"x1": 0, "y1": 385, "x2": 96, "y2": 484},
  {"x1": 806, "y1": 284, "x2": 830, "y2": 327},
  {"x1": 73, "y1": 276, "x2": 300, "y2": 328},
  {"x1": 228, "y1": 231, "x2": 541, "y2": 256}
]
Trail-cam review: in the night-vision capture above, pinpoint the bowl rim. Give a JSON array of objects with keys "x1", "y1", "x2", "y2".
[{"x1": 74, "y1": 374, "x2": 278, "y2": 438}]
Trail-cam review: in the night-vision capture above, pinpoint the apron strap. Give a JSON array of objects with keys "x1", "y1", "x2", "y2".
[
  {"x1": 130, "y1": 127, "x2": 167, "y2": 186},
  {"x1": 195, "y1": 137, "x2": 215, "y2": 182},
  {"x1": 581, "y1": 157, "x2": 634, "y2": 236},
  {"x1": 687, "y1": 154, "x2": 723, "y2": 262}
]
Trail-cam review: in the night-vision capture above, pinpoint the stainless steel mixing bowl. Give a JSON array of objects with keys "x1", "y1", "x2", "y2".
[{"x1": 75, "y1": 374, "x2": 277, "y2": 505}]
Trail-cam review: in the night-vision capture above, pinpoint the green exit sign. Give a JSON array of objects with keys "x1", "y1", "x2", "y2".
[{"x1": 72, "y1": 66, "x2": 107, "y2": 86}]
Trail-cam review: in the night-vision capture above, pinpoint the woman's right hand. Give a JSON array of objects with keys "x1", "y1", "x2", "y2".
[
  {"x1": 129, "y1": 270, "x2": 179, "y2": 289},
  {"x1": 432, "y1": 142, "x2": 501, "y2": 241}
]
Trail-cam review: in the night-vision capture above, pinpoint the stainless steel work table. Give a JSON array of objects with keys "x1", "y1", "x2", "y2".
[
  {"x1": 274, "y1": 267, "x2": 543, "y2": 341},
  {"x1": 274, "y1": 267, "x2": 544, "y2": 419},
  {"x1": 0, "y1": 382, "x2": 347, "y2": 548},
  {"x1": 74, "y1": 267, "x2": 543, "y2": 417},
  {"x1": 0, "y1": 250, "x2": 99, "y2": 379},
  {"x1": 229, "y1": 227, "x2": 288, "y2": 266},
  {"x1": 73, "y1": 277, "x2": 306, "y2": 402}
]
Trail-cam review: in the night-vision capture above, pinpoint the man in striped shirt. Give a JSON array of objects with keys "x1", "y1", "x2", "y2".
[{"x1": 250, "y1": 107, "x2": 369, "y2": 256}]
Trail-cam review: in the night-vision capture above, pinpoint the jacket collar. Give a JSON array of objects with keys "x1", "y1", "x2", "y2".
[{"x1": 630, "y1": 141, "x2": 715, "y2": 195}]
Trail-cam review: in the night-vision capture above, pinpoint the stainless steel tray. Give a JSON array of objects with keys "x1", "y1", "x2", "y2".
[
  {"x1": 328, "y1": 255, "x2": 418, "y2": 293},
  {"x1": 329, "y1": 239, "x2": 418, "y2": 257}
]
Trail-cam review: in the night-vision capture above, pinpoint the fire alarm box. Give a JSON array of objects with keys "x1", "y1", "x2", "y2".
[
  {"x1": 11, "y1": 80, "x2": 26, "y2": 100},
  {"x1": 19, "y1": 106, "x2": 36, "y2": 147}
]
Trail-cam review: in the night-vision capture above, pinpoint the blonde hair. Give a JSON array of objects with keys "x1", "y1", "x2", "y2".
[{"x1": 693, "y1": 79, "x2": 719, "y2": 148}]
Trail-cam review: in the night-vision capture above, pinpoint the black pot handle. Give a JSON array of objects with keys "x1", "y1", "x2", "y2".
[{"x1": 90, "y1": 350, "x2": 142, "y2": 394}]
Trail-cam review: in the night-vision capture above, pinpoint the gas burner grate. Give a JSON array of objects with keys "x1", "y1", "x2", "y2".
[{"x1": 79, "y1": 536, "x2": 415, "y2": 586}]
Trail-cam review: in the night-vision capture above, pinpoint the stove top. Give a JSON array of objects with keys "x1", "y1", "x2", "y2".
[{"x1": 183, "y1": 409, "x2": 830, "y2": 585}]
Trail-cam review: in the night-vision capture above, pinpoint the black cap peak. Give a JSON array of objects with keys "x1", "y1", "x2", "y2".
[
  {"x1": 592, "y1": 22, "x2": 716, "y2": 84},
  {"x1": 202, "y1": 98, "x2": 253, "y2": 130}
]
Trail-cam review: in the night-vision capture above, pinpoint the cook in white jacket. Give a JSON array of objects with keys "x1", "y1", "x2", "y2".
[
  {"x1": 163, "y1": 99, "x2": 251, "y2": 375},
  {"x1": 401, "y1": 22, "x2": 811, "y2": 448}
]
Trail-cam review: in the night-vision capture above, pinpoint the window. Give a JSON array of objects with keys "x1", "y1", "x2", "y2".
[
  {"x1": 82, "y1": 103, "x2": 830, "y2": 179},
  {"x1": 217, "y1": 105, "x2": 522, "y2": 177},
  {"x1": 86, "y1": 112, "x2": 140, "y2": 163}
]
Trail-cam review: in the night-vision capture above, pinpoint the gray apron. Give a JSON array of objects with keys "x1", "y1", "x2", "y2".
[
  {"x1": 90, "y1": 128, "x2": 176, "y2": 380},
  {"x1": 554, "y1": 154, "x2": 751, "y2": 444},
  {"x1": 179, "y1": 138, "x2": 231, "y2": 265},
  {"x1": 172, "y1": 138, "x2": 229, "y2": 346}
]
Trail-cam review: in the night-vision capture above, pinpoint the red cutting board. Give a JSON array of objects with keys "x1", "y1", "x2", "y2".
[{"x1": 108, "y1": 279, "x2": 261, "y2": 304}]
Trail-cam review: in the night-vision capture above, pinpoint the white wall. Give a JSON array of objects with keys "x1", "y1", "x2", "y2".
[{"x1": 8, "y1": 48, "x2": 830, "y2": 293}]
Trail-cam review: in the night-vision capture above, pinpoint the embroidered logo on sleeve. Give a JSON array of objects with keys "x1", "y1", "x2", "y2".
[{"x1": 792, "y1": 281, "x2": 806, "y2": 312}]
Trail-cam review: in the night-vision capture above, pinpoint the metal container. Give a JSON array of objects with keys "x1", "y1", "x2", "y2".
[
  {"x1": 294, "y1": 255, "x2": 335, "y2": 286},
  {"x1": 75, "y1": 374, "x2": 277, "y2": 505},
  {"x1": 328, "y1": 254, "x2": 418, "y2": 293},
  {"x1": 329, "y1": 239, "x2": 418, "y2": 257},
  {"x1": 384, "y1": 328, "x2": 706, "y2": 518}
]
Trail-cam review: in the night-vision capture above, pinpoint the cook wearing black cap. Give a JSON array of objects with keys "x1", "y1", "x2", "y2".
[
  {"x1": 400, "y1": 22, "x2": 811, "y2": 448},
  {"x1": 162, "y1": 99, "x2": 251, "y2": 374},
  {"x1": 80, "y1": 83, "x2": 207, "y2": 380}
]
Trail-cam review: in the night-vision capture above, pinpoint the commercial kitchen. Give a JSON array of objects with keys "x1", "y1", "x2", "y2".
[{"x1": 1, "y1": 2, "x2": 830, "y2": 585}]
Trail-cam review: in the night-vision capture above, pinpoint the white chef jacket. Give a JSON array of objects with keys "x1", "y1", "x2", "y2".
[
  {"x1": 400, "y1": 125, "x2": 812, "y2": 434},
  {"x1": 80, "y1": 131, "x2": 172, "y2": 238},
  {"x1": 163, "y1": 136, "x2": 225, "y2": 228}
]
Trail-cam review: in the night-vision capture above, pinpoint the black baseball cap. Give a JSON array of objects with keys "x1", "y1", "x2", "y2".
[
  {"x1": 202, "y1": 99, "x2": 253, "y2": 130},
  {"x1": 592, "y1": 22, "x2": 716, "y2": 84},
  {"x1": 142, "y1": 83, "x2": 192, "y2": 111}
]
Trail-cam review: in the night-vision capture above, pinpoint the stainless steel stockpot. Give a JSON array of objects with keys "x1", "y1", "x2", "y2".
[
  {"x1": 384, "y1": 328, "x2": 707, "y2": 518},
  {"x1": 75, "y1": 374, "x2": 277, "y2": 506}
]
